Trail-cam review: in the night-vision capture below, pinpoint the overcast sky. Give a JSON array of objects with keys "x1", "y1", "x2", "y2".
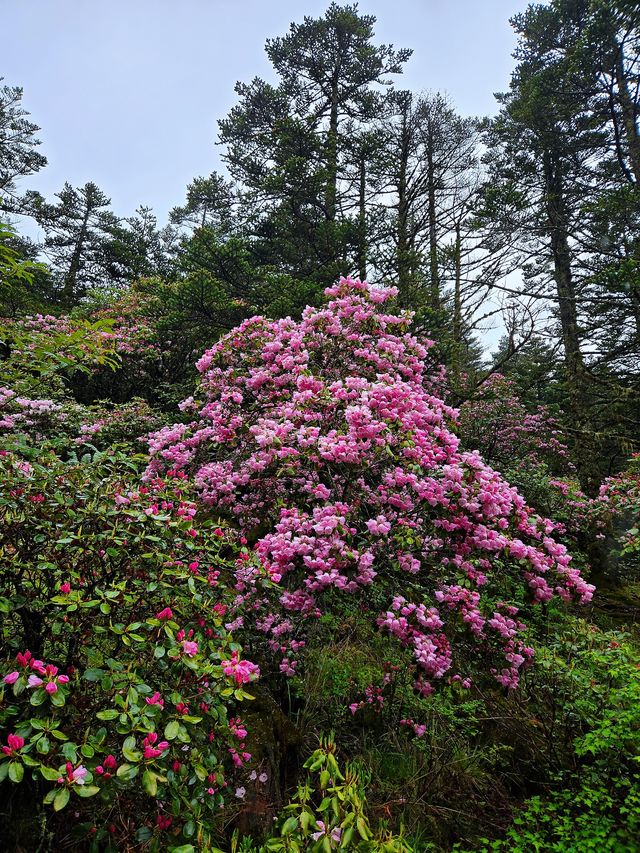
[{"x1": 5, "y1": 0, "x2": 532, "y2": 228}]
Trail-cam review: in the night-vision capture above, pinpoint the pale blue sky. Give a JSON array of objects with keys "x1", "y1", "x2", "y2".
[{"x1": 5, "y1": 0, "x2": 532, "y2": 227}]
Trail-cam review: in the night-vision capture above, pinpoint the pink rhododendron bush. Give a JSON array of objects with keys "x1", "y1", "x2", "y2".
[
  {"x1": 145, "y1": 278, "x2": 594, "y2": 697},
  {"x1": 457, "y1": 373, "x2": 572, "y2": 471}
]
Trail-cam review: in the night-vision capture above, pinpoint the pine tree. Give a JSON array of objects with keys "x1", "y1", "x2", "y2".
[
  {"x1": 218, "y1": 3, "x2": 411, "y2": 286},
  {"x1": 169, "y1": 173, "x2": 237, "y2": 236},
  {"x1": 482, "y1": 0, "x2": 640, "y2": 492},
  {"x1": 0, "y1": 80, "x2": 47, "y2": 208},
  {"x1": 108, "y1": 206, "x2": 178, "y2": 281},
  {"x1": 29, "y1": 182, "x2": 120, "y2": 305}
]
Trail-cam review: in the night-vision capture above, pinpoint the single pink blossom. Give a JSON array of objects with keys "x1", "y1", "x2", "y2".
[
  {"x1": 181, "y1": 640, "x2": 198, "y2": 657},
  {"x1": 155, "y1": 607, "x2": 173, "y2": 620},
  {"x1": 72, "y1": 765, "x2": 88, "y2": 785}
]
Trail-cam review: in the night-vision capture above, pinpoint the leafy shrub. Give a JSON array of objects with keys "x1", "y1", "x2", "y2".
[
  {"x1": 234, "y1": 736, "x2": 414, "y2": 852},
  {"x1": 0, "y1": 449, "x2": 263, "y2": 851},
  {"x1": 436, "y1": 620, "x2": 640, "y2": 852}
]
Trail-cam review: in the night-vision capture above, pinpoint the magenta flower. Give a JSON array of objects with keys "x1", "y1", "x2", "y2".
[
  {"x1": 27, "y1": 674, "x2": 43, "y2": 688},
  {"x1": 220, "y1": 651, "x2": 260, "y2": 684},
  {"x1": 155, "y1": 607, "x2": 173, "y2": 620},
  {"x1": 45, "y1": 681, "x2": 58, "y2": 694},
  {"x1": 3, "y1": 671, "x2": 19, "y2": 685},
  {"x1": 2, "y1": 734, "x2": 24, "y2": 755},
  {"x1": 143, "y1": 742, "x2": 168, "y2": 760},
  {"x1": 145, "y1": 691, "x2": 165, "y2": 708},
  {"x1": 59, "y1": 581, "x2": 71, "y2": 594},
  {"x1": 142, "y1": 732, "x2": 169, "y2": 760}
]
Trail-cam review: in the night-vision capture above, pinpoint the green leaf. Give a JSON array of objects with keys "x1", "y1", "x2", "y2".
[
  {"x1": 164, "y1": 720, "x2": 180, "y2": 740},
  {"x1": 281, "y1": 816, "x2": 298, "y2": 836},
  {"x1": 50, "y1": 729, "x2": 68, "y2": 741},
  {"x1": 30, "y1": 688, "x2": 47, "y2": 706},
  {"x1": 61, "y1": 742, "x2": 78, "y2": 762},
  {"x1": 41, "y1": 765, "x2": 62, "y2": 781},
  {"x1": 53, "y1": 787, "x2": 70, "y2": 811},
  {"x1": 75, "y1": 784, "x2": 100, "y2": 797},
  {"x1": 96, "y1": 709, "x2": 119, "y2": 721},
  {"x1": 83, "y1": 668, "x2": 106, "y2": 681},
  {"x1": 122, "y1": 745, "x2": 141, "y2": 762},
  {"x1": 356, "y1": 816, "x2": 370, "y2": 840},
  {"x1": 116, "y1": 763, "x2": 139, "y2": 781},
  {"x1": 340, "y1": 827, "x2": 354, "y2": 848},
  {"x1": 37, "y1": 736, "x2": 50, "y2": 754},
  {"x1": 142, "y1": 769, "x2": 158, "y2": 797},
  {"x1": 8, "y1": 762, "x2": 23, "y2": 783}
]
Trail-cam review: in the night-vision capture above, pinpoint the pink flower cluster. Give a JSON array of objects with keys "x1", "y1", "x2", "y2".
[
  {"x1": 142, "y1": 731, "x2": 169, "y2": 760},
  {"x1": 220, "y1": 651, "x2": 260, "y2": 685},
  {"x1": 58, "y1": 761, "x2": 88, "y2": 786},
  {"x1": 144, "y1": 277, "x2": 594, "y2": 692},
  {"x1": 458, "y1": 374, "x2": 572, "y2": 469},
  {"x1": 2, "y1": 733, "x2": 25, "y2": 756},
  {"x1": 4, "y1": 650, "x2": 70, "y2": 695}
]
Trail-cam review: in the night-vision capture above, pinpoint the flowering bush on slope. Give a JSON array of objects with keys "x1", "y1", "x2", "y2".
[
  {"x1": 145, "y1": 278, "x2": 594, "y2": 694},
  {"x1": 458, "y1": 373, "x2": 571, "y2": 471}
]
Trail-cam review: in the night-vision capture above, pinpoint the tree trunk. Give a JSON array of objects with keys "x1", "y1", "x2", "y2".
[
  {"x1": 543, "y1": 150, "x2": 600, "y2": 496},
  {"x1": 452, "y1": 220, "x2": 462, "y2": 372},
  {"x1": 426, "y1": 143, "x2": 440, "y2": 308},
  {"x1": 615, "y1": 39, "x2": 640, "y2": 185},
  {"x1": 397, "y1": 117, "x2": 411, "y2": 302},
  {"x1": 325, "y1": 77, "x2": 339, "y2": 223},
  {"x1": 63, "y1": 201, "x2": 90, "y2": 306},
  {"x1": 357, "y1": 152, "x2": 367, "y2": 281}
]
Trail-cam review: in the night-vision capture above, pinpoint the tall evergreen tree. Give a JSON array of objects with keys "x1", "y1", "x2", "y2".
[
  {"x1": 0, "y1": 80, "x2": 47, "y2": 208},
  {"x1": 28, "y1": 182, "x2": 120, "y2": 305},
  {"x1": 107, "y1": 205, "x2": 178, "y2": 281},
  {"x1": 218, "y1": 3, "x2": 411, "y2": 286},
  {"x1": 169, "y1": 173, "x2": 237, "y2": 237},
  {"x1": 482, "y1": 1, "x2": 640, "y2": 492}
]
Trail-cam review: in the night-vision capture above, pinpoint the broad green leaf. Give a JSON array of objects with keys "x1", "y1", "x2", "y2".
[{"x1": 53, "y1": 787, "x2": 70, "y2": 811}]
